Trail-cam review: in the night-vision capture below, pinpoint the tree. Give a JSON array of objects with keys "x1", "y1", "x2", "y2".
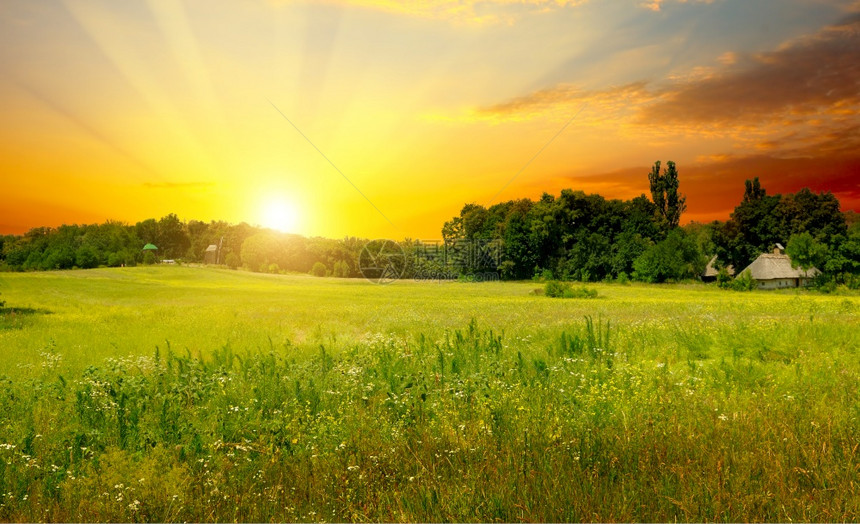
[
  {"x1": 75, "y1": 246, "x2": 99, "y2": 269},
  {"x1": 648, "y1": 161, "x2": 687, "y2": 230},
  {"x1": 633, "y1": 229, "x2": 703, "y2": 283},
  {"x1": 311, "y1": 262, "x2": 327, "y2": 277},
  {"x1": 157, "y1": 214, "x2": 190, "y2": 259},
  {"x1": 786, "y1": 232, "x2": 826, "y2": 272}
]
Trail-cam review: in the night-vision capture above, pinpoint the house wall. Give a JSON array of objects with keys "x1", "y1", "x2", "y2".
[{"x1": 757, "y1": 278, "x2": 797, "y2": 289}]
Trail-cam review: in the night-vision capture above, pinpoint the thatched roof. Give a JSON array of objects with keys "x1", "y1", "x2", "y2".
[
  {"x1": 703, "y1": 255, "x2": 734, "y2": 278},
  {"x1": 741, "y1": 253, "x2": 819, "y2": 280}
]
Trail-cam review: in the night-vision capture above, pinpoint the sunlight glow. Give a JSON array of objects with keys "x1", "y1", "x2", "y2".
[{"x1": 260, "y1": 196, "x2": 301, "y2": 233}]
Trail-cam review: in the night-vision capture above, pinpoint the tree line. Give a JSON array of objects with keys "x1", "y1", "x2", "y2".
[
  {"x1": 441, "y1": 162, "x2": 859, "y2": 286},
  {"x1": 0, "y1": 214, "x2": 364, "y2": 277},
  {"x1": 1, "y1": 161, "x2": 858, "y2": 286}
]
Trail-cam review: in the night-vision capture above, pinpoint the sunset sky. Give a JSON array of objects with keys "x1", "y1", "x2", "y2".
[{"x1": 1, "y1": 0, "x2": 859, "y2": 239}]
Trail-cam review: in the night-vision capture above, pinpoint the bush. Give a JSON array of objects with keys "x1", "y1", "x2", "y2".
[
  {"x1": 616, "y1": 272, "x2": 630, "y2": 285},
  {"x1": 716, "y1": 267, "x2": 732, "y2": 288},
  {"x1": 142, "y1": 251, "x2": 157, "y2": 265},
  {"x1": 311, "y1": 262, "x2": 327, "y2": 277},
  {"x1": 107, "y1": 253, "x2": 123, "y2": 267},
  {"x1": 268, "y1": 263, "x2": 280, "y2": 274},
  {"x1": 224, "y1": 252, "x2": 240, "y2": 270},
  {"x1": 75, "y1": 246, "x2": 100, "y2": 269},
  {"x1": 533, "y1": 268, "x2": 554, "y2": 282},
  {"x1": 332, "y1": 260, "x2": 350, "y2": 278},
  {"x1": 726, "y1": 270, "x2": 756, "y2": 291},
  {"x1": 544, "y1": 280, "x2": 599, "y2": 299},
  {"x1": 633, "y1": 230, "x2": 703, "y2": 283}
]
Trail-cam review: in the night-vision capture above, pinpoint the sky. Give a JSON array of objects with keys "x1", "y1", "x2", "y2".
[{"x1": 1, "y1": 0, "x2": 859, "y2": 240}]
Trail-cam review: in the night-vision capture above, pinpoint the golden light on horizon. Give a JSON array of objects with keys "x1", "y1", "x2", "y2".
[
  {"x1": 0, "y1": 1, "x2": 857, "y2": 237},
  {"x1": 259, "y1": 195, "x2": 301, "y2": 234}
]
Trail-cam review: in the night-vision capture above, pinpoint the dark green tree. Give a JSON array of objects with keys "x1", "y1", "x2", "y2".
[
  {"x1": 648, "y1": 161, "x2": 687, "y2": 230},
  {"x1": 786, "y1": 232, "x2": 827, "y2": 272}
]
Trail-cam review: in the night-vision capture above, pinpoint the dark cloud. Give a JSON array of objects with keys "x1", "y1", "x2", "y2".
[{"x1": 477, "y1": 14, "x2": 860, "y2": 128}]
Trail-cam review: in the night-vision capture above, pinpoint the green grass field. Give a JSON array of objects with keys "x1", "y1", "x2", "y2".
[{"x1": 1, "y1": 266, "x2": 859, "y2": 521}]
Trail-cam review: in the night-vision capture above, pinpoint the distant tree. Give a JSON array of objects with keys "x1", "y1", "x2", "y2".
[
  {"x1": 332, "y1": 260, "x2": 350, "y2": 278},
  {"x1": 75, "y1": 246, "x2": 99, "y2": 269},
  {"x1": 648, "y1": 161, "x2": 687, "y2": 230},
  {"x1": 311, "y1": 262, "x2": 327, "y2": 277},
  {"x1": 157, "y1": 214, "x2": 191, "y2": 259},
  {"x1": 224, "y1": 252, "x2": 240, "y2": 270},
  {"x1": 633, "y1": 229, "x2": 703, "y2": 283}
]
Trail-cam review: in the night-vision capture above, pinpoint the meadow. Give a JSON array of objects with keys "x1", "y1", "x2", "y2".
[{"x1": 0, "y1": 266, "x2": 859, "y2": 521}]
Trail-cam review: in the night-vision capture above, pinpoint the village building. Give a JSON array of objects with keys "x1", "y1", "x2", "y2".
[
  {"x1": 204, "y1": 244, "x2": 219, "y2": 264},
  {"x1": 739, "y1": 244, "x2": 819, "y2": 289},
  {"x1": 701, "y1": 255, "x2": 734, "y2": 282}
]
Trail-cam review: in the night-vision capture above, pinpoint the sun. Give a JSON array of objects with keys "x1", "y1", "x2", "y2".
[{"x1": 260, "y1": 197, "x2": 300, "y2": 233}]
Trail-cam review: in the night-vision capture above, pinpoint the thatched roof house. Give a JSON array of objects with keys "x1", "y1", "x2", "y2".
[
  {"x1": 702, "y1": 255, "x2": 734, "y2": 282},
  {"x1": 740, "y1": 246, "x2": 819, "y2": 289}
]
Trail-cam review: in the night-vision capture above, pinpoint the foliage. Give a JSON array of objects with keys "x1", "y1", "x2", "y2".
[
  {"x1": 786, "y1": 232, "x2": 827, "y2": 271},
  {"x1": 311, "y1": 261, "x2": 327, "y2": 277},
  {"x1": 726, "y1": 270, "x2": 756, "y2": 291},
  {"x1": 224, "y1": 252, "x2": 240, "y2": 270},
  {"x1": 332, "y1": 260, "x2": 350, "y2": 278},
  {"x1": 648, "y1": 160, "x2": 687, "y2": 230},
  {"x1": 544, "y1": 280, "x2": 599, "y2": 299},
  {"x1": 633, "y1": 229, "x2": 704, "y2": 283},
  {"x1": 443, "y1": 189, "x2": 660, "y2": 282},
  {"x1": 714, "y1": 178, "x2": 847, "y2": 271}
]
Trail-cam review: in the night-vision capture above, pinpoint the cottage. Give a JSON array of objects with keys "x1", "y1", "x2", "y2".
[
  {"x1": 702, "y1": 255, "x2": 734, "y2": 282},
  {"x1": 739, "y1": 245, "x2": 819, "y2": 289},
  {"x1": 204, "y1": 244, "x2": 219, "y2": 264}
]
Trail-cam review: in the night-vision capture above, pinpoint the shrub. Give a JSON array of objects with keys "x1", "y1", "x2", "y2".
[
  {"x1": 533, "y1": 268, "x2": 554, "y2": 282},
  {"x1": 544, "y1": 280, "x2": 599, "y2": 299},
  {"x1": 268, "y1": 263, "x2": 280, "y2": 274},
  {"x1": 75, "y1": 246, "x2": 100, "y2": 269},
  {"x1": 224, "y1": 252, "x2": 240, "y2": 269},
  {"x1": 311, "y1": 262, "x2": 327, "y2": 277},
  {"x1": 332, "y1": 260, "x2": 350, "y2": 278},
  {"x1": 142, "y1": 251, "x2": 157, "y2": 265},
  {"x1": 716, "y1": 267, "x2": 732, "y2": 288},
  {"x1": 616, "y1": 272, "x2": 630, "y2": 285},
  {"x1": 727, "y1": 270, "x2": 756, "y2": 291}
]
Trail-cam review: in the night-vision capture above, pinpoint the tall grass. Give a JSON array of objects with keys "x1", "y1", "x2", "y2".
[{"x1": 2, "y1": 312, "x2": 860, "y2": 521}]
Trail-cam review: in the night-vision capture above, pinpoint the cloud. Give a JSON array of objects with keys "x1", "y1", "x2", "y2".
[
  {"x1": 270, "y1": 0, "x2": 588, "y2": 24},
  {"x1": 468, "y1": 13, "x2": 860, "y2": 161},
  {"x1": 638, "y1": 14, "x2": 860, "y2": 125},
  {"x1": 638, "y1": 0, "x2": 716, "y2": 12},
  {"x1": 475, "y1": 14, "x2": 860, "y2": 126}
]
